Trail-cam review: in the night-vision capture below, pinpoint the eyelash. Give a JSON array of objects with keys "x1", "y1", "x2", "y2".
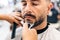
[
  {"x1": 22, "y1": 3, "x2": 27, "y2": 6},
  {"x1": 32, "y1": 3, "x2": 38, "y2": 6},
  {"x1": 22, "y1": 3, "x2": 38, "y2": 6}
]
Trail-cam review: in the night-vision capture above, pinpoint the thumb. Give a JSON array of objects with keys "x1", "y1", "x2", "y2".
[{"x1": 23, "y1": 22, "x2": 28, "y2": 30}]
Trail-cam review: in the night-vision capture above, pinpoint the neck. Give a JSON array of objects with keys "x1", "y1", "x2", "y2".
[{"x1": 34, "y1": 19, "x2": 47, "y2": 30}]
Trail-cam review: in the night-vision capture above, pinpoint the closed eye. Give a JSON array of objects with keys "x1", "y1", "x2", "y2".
[
  {"x1": 32, "y1": 1, "x2": 39, "y2": 6},
  {"x1": 32, "y1": 3, "x2": 38, "y2": 6},
  {"x1": 22, "y1": 2, "x2": 27, "y2": 6}
]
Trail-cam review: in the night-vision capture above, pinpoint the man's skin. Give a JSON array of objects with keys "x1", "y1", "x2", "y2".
[
  {"x1": 21, "y1": 0, "x2": 52, "y2": 32},
  {"x1": 20, "y1": 0, "x2": 53, "y2": 40}
]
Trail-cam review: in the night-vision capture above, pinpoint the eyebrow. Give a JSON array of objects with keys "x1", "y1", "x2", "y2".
[
  {"x1": 21, "y1": 0, "x2": 26, "y2": 2},
  {"x1": 31, "y1": 0, "x2": 39, "y2": 1},
  {"x1": 21, "y1": 0, "x2": 39, "y2": 2}
]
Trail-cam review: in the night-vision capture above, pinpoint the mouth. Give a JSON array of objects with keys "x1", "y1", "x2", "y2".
[
  {"x1": 24, "y1": 16, "x2": 34, "y2": 19},
  {"x1": 24, "y1": 14, "x2": 36, "y2": 19},
  {"x1": 24, "y1": 16, "x2": 36, "y2": 24},
  {"x1": 23, "y1": 14, "x2": 36, "y2": 24}
]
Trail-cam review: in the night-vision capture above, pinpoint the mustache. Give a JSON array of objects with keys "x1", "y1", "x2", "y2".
[{"x1": 24, "y1": 14, "x2": 36, "y2": 19}]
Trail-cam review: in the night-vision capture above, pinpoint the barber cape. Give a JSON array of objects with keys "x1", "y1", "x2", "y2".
[{"x1": 5, "y1": 25, "x2": 60, "y2": 40}]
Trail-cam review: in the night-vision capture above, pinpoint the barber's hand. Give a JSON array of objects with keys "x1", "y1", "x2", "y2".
[
  {"x1": 4, "y1": 12, "x2": 23, "y2": 25},
  {"x1": 22, "y1": 22, "x2": 38, "y2": 40}
]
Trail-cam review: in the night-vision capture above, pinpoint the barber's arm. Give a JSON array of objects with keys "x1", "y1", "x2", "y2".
[
  {"x1": 0, "y1": 12, "x2": 23, "y2": 25},
  {"x1": 22, "y1": 22, "x2": 38, "y2": 40}
]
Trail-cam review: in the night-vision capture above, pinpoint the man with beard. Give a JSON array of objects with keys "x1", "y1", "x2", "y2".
[{"x1": 6, "y1": 0, "x2": 60, "y2": 40}]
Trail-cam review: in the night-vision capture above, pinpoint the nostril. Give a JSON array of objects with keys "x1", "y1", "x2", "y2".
[
  {"x1": 25, "y1": 11, "x2": 32, "y2": 14},
  {"x1": 28, "y1": 11, "x2": 32, "y2": 13}
]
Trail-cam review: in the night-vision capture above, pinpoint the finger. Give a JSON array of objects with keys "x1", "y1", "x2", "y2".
[
  {"x1": 17, "y1": 23, "x2": 23, "y2": 27},
  {"x1": 31, "y1": 29, "x2": 37, "y2": 34},
  {"x1": 14, "y1": 12, "x2": 22, "y2": 17},
  {"x1": 13, "y1": 15, "x2": 23, "y2": 21},
  {"x1": 15, "y1": 12, "x2": 21, "y2": 16},
  {"x1": 15, "y1": 13, "x2": 21, "y2": 17},
  {"x1": 11, "y1": 16, "x2": 23, "y2": 26},
  {"x1": 14, "y1": 12, "x2": 20, "y2": 14},
  {"x1": 23, "y1": 22, "x2": 28, "y2": 30},
  {"x1": 13, "y1": 18, "x2": 20, "y2": 25},
  {"x1": 12, "y1": 12, "x2": 22, "y2": 17}
]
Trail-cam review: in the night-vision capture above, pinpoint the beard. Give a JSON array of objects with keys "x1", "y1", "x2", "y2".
[
  {"x1": 23, "y1": 13, "x2": 45, "y2": 28},
  {"x1": 31, "y1": 16, "x2": 45, "y2": 28}
]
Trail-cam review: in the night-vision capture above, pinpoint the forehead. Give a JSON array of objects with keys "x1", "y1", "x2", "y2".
[{"x1": 21, "y1": 0, "x2": 40, "y2": 2}]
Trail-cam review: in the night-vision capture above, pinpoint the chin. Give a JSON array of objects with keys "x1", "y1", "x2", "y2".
[{"x1": 24, "y1": 18, "x2": 36, "y2": 24}]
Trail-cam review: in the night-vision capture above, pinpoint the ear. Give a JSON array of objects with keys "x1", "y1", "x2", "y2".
[{"x1": 47, "y1": 2, "x2": 53, "y2": 15}]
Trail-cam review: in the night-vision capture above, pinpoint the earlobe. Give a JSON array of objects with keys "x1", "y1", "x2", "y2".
[
  {"x1": 47, "y1": 3, "x2": 53, "y2": 15},
  {"x1": 50, "y1": 3, "x2": 53, "y2": 9},
  {"x1": 48, "y1": 3, "x2": 53, "y2": 11}
]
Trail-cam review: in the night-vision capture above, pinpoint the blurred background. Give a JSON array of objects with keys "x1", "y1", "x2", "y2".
[{"x1": 0, "y1": 0, "x2": 60, "y2": 40}]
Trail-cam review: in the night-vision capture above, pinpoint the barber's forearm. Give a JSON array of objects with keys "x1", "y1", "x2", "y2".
[
  {"x1": 0, "y1": 14, "x2": 6, "y2": 20},
  {"x1": 23, "y1": 37, "x2": 37, "y2": 40},
  {"x1": 23, "y1": 39, "x2": 37, "y2": 40},
  {"x1": 0, "y1": 14, "x2": 4, "y2": 20}
]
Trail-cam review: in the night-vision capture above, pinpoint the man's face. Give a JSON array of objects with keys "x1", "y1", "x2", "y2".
[{"x1": 21, "y1": 0, "x2": 51, "y2": 25}]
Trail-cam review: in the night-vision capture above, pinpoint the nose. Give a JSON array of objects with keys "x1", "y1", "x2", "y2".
[{"x1": 24, "y1": 4, "x2": 32, "y2": 13}]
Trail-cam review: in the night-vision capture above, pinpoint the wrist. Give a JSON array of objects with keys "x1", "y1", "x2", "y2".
[{"x1": 0, "y1": 14, "x2": 9, "y2": 20}]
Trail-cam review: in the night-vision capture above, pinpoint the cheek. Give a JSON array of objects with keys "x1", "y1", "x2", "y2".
[
  {"x1": 34, "y1": 7, "x2": 45, "y2": 19},
  {"x1": 35, "y1": 7, "x2": 47, "y2": 20},
  {"x1": 34, "y1": 9, "x2": 42, "y2": 21}
]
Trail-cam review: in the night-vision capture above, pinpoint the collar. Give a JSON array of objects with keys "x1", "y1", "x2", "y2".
[{"x1": 37, "y1": 23, "x2": 49, "y2": 34}]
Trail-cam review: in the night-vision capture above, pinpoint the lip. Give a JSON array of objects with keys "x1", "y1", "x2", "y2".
[{"x1": 25, "y1": 16, "x2": 33, "y2": 18}]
